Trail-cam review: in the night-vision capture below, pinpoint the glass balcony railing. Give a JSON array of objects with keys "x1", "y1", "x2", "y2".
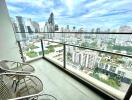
[
  {"x1": 16, "y1": 32, "x2": 132, "y2": 100},
  {"x1": 66, "y1": 45, "x2": 131, "y2": 96},
  {"x1": 18, "y1": 39, "x2": 43, "y2": 62},
  {"x1": 43, "y1": 32, "x2": 132, "y2": 56},
  {"x1": 43, "y1": 40, "x2": 64, "y2": 67}
]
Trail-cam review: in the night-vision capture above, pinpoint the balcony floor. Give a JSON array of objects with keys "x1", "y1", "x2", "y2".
[{"x1": 29, "y1": 59, "x2": 105, "y2": 100}]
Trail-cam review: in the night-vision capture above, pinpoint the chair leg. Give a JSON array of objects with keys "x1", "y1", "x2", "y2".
[
  {"x1": 31, "y1": 97, "x2": 38, "y2": 100},
  {"x1": 12, "y1": 80, "x2": 16, "y2": 87},
  {"x1": 15, "y1": 80, "x2": 19, "y2": 92}
]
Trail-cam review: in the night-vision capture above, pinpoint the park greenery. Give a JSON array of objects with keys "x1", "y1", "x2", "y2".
[
  {"x1": 28, "y1": 44, "x2": 39, "y2": 50},
  {"x1": 80, "y1": 42, "x2": 97, "y2": 49},
  {"x1": 112, "y1": 45, "x2": 132, "y2": 55},
  {"x1": 80, "y1": 41, "x2": 132, "y2": 55},
  {"x1": 101, "y1": 57, "x2": 121, "y2": 67},
  {"x1": 90, "y1": 72, "x2": 120, "y2": 89},
  {"x1": 25, "y1": 44, "x2": 39, "y2": 51},
  {"x1": 26, "y1": 44, "x2": 59, "y2": 58},
  {"x1": 45, "y1": 44, "x2": 63, "y2": 54},
  {"x1": 26, "y1": 51, "x2": 38, "y2": 58},
  {"x1": 90, "y1": 67, "x2": 121, "y2": 89},
  {"x1": 44, "y1": 45, "x2": 55, "y2": 54},
  {"x1": 52, "y1": 44, "x2": 62, "y2": 47}
]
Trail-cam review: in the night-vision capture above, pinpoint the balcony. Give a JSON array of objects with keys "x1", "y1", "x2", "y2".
[
  {"x1": 15, "y1": 32, "x2": 132, "y2": 100},
  {"x1": 28, "y1": 59, "x2": 106, "y2": 100},
  {"x1": 1, "y1": 0, "x2": 132, "y2": 99}
]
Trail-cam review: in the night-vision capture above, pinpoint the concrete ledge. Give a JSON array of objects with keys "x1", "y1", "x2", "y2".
[{"x1": 66, "y1": 66, "x2": 125, "y2": 100}]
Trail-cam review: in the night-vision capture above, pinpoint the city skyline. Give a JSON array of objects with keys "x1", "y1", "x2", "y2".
[{"x1": 6, "y1": 0, "x2": 132, "y2": 31}]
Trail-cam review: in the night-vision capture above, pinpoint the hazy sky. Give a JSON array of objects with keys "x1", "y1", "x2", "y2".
[{"x1": 6, "y1": 0, "x2": 132, "y2": 30}]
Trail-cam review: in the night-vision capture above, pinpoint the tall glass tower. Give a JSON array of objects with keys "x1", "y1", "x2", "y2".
[
  {"x1": 48, "y1": 12, "x2": 55, "y2": 32},
  {"x1": 16, "y1": 16, "x2": 26, "y2": 39}
]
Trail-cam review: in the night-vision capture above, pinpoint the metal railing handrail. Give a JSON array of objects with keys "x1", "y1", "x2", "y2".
[
  {"x1": 15, "y1": 32, "x2": 132, "y2": 34},
  {"x1": 43, "y1": 39, "x2": 132, "y2": 58}
]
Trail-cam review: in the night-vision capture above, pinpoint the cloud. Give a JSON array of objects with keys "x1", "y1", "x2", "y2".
[
  {"x1": 7, "y1": 5, "x2": 22, "y2": 13},
  {"x1": 6, "y1": 0, "x2": 132, "y2": 30},
  {"x1": 85, "y1": 0, "x2": 106, "y2": 8},
  {"x1": 6, "y1": 0, "x2": 45, "y2": 7}
]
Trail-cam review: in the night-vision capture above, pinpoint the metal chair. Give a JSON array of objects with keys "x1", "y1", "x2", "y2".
[
  {"x1": 8, "y1": 93, "x2": 57, "y2": 100},
  {"x1": 0, "y1": 79, "x2": 12, "y2": 100},
  {"x1": 0, "y1": 60, "x2": 35, "y2": 74},
  {"x1": 0, "y1": 73, "x2": 43, "y2": 100},
  {"x1": 28, "y1": 93, "x2": 57, "y2": 100}
]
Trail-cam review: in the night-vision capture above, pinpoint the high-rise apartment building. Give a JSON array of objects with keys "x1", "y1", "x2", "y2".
[
  {"x1": 25, "y1": 18, "x2": 40, "y2": 33},
  {"x1": 65, "y1": 25, "x2": 70, "y2": 32},
  {"x1": 119, "y1": 25, "x2": 132, "y2": 32},
  {"x1": 32, "y1": 21, "x2": 40, "y2": 32},
  {"x1": 55, "y1": 24, "x2": 59, "y2": 31},
  {"x1": 44, "y1": 22, "x2": 48, "y2": 32},
  {"x1": 96, "y1": 28, "x2": 100, "y2": 32},
  {"x1": 26, "y1": 18, "x2": 34, "y2": 33},
  {"x1": 72, "y1": 50, "x2": 97, "y2": 70}
]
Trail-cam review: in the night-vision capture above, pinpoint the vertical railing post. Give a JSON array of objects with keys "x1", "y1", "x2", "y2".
[
  {"x1": 63, "y1": 44, "x2": 66, "y2": 68},
  {"x1": 41, "y1": 39, "x2": 44, "y2": 57},
  {"x1": 17, "y1": 41, "x2": 25, "y2": 62},
  {"x1": 124, "y1": 83, "x2": 132, "y2": 100}
]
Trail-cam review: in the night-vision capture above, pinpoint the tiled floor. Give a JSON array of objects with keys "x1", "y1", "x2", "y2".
[{"x1": 29, "y1": 59, "x2": 104, "y2": 100}]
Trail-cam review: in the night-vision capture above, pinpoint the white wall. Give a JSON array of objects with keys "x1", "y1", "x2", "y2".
[{"x1": 0, "y1": 0, "x2": 22, "y2": 62}]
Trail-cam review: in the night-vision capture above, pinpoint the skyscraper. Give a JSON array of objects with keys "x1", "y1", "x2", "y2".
[
  {"x1": 48, "y1": 12, "x2": 55, "y2": 32},
  {"x1": 48, "y1": 12, "x2": 54, "y2": 25},
  {"x1": 32, "y1": 21, "x2": 40, "y2": 32},
  {"x1": 67, "y1": 25, "x2": 69, "y2": 30},
  {"x1": 96, "y1": 28, "x2": 100, "y2": 33},
  {"x1": 44, "y1": 22, "x2": 49, "y2": 39},
  {"x1": 25, "y1": 18, "x2": 34, "y2": 33},
  {"x1": 91, "y1": 28, "x2": 95, "y2": 32},
  {"x1": 16, "y1": 16, "x2": 26, "y2": 39},
  {"x1": 16, "y1": 16, "x2": 26, "y2": 33},
  {"x1": 11, "y1": 17, "x2": 18, "y2": 32},
  {"x1": 27, "y1": 26, "x2": 33, "y2": 33},
  {"x1": 44, "y1": 22, "x2": 48, "y2": 32},
  {"x1": 55, "y1": 24, "x2": 59, "y2": 31},
  {"x1": 66, "y1": 25, "x2": 70, "y2": 32}
]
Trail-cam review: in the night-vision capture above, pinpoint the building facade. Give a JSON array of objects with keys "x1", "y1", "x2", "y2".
[{"x1": 72, "y1": 50, "x2": 97, "y2": 70}]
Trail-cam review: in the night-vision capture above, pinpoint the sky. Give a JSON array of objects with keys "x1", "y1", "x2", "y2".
[{"x1": 6, "y1": 0, "x2": 132, "y2": 31}]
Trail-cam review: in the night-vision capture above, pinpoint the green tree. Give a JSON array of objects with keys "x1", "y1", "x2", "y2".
[
  {"x1": 48, "y1": 45, "x2": 55, "y2": 52},
  {"x1": 26, "y1": 51, "x2": 38, "y2": 58}
]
